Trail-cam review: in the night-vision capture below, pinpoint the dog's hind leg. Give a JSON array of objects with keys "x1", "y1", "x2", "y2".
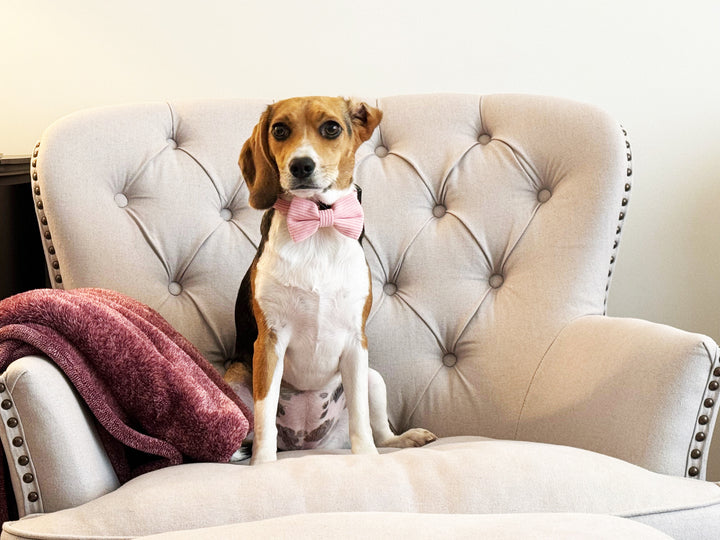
[{"x1": 368, "y1": 368, "x2": 438, "y2": 448}]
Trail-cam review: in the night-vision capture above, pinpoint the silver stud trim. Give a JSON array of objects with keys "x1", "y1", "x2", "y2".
[
  {"x1": 0, "y1": 376, "x2": 43, "y2": 514},
  {"x1": 687, "y1": 360, "x2": 720, "y2": 478},
  {"x1": 30, "y1": 140, "x2": 64, "y2": 290},
  {"x1": 603, "y1": 125, "x2": 632, "y2": 313}
]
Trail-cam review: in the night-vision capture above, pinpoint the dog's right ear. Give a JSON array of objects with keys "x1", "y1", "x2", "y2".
[{"x1": 240, "y1": 106, "x2": 280, "y2": 210}]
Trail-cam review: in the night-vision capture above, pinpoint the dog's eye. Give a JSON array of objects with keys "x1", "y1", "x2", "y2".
[
  {"x1": 271, "y1": 123, "x2": 291, "y2": 141},
  {"x1": 319, "y1": 121, "x2": 342, "y2": 139}
]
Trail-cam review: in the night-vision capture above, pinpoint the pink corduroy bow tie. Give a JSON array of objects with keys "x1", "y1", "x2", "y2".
[{"x1": 273, "y1": 192, "x2": 364, "y2": 243}]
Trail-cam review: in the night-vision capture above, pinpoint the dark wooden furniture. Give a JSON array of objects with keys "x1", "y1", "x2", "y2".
[{"x1": 0, "y1": 155, "x2": 49, "y2": 300}]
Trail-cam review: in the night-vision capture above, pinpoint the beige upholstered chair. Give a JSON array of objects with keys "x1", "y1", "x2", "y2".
[{"x1": 1, "y1": 94, "x2": 719, "y2": 538}]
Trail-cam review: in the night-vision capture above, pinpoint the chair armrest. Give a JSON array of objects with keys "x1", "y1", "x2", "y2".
[
  {"x1": 0, "y1": 355, "x2": 119, "y2": 517},
  {"x1": 516, "y1": 315, "x2": 719, "y2": 478}
]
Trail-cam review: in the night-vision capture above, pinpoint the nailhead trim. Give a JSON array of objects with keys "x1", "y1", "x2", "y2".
[
  {"x1": 687, "y1": 357, "x2": 720, "y2": 478},
  {"x1": 0, "y1": 375, "x2": 42, "y2": 513},
  {"x1": 30, "y1": 140, "x2": 64, "y2": 289},
  {"x1": 604, "y1": 126, "x2": 632, "y2": 312}
]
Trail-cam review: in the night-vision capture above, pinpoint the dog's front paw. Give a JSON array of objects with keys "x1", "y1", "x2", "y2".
[
  {"x1": 250, "y1": 447, "x2": 278, "y2": 465},
  {"x1": 379, "y1": 428, "x2": 438, "y2": 448},
  {"x1": 351, "y1": 442, "x2": 380, "y2": 455}
]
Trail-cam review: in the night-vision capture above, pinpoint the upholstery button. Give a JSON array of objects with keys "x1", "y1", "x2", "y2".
[
  {"x1": 220, "y1": 208, "x2": 233, "y2": 221},
  {"x1": 168, "y1": 282, "x2": 183, "y2": 296},
  {"x1": 167, "y1": 138, "x2": 178, "y2": 149},
  {"x1": 489, "y1": 274, "x2": 504, "y2": 289},
  {"x1": 537, "y1": 189, "x2": 552, "y2": 203},
  {"x1": 375, "y1": 146, "x2": 389, "y2": 157},
  {"x1": 432, "y1": 205, "x2": 446, "y2": 218},
  {"x1": 442, "y1": 353, "x2": 457, "y2": 367},
  {"x1": 383, "y1": 283, "x2": 397, "y2": 296},
  {"x1": 478, "y1": 134, "x2": 491, "y2": 145},
  {"x1": 114, "y1": 193, "x2": 128, "y2": 208}
]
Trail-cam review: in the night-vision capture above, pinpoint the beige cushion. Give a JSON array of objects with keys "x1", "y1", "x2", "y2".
[
  {"x1": 135, "y1": 512, "x2": 673, "y2": 540},
  {"x1": 3, "y1": 438, "x2": 719, "y2": 539}
]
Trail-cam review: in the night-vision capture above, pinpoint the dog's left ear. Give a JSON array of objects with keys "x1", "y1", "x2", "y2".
[{"x1": 346, "y1": 100, "x2": 383, "y2": 146}]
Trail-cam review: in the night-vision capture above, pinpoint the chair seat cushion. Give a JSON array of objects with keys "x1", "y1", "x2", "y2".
[
  {"x1": 3, "y1": 437, "x2": 719, "y2": 539},
  {"x1": 136, "y1": 512, "x2": 672, "y2": 539}
]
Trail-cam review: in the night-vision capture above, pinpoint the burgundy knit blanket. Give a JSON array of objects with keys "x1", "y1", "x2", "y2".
[{"x1": 0, "y1": 288, "x2": 252, "y2": 522}]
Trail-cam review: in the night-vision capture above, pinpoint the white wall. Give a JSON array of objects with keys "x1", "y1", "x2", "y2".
[{"x1": 3, "y1": 0, "x2": 720, "y2": 476}]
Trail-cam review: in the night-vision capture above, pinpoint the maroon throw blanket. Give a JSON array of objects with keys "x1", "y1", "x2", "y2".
[{"x1": 0, "y1": 288, "x2": 252, "y2": 522}]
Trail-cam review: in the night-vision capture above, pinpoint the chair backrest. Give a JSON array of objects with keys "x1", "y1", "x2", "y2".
[{"x1": 32, "y1": 94, "x2": 630, "y2": 439}]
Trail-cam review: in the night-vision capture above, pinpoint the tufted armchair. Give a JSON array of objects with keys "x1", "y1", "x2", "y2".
[{"x1": 1, "y1": 94, "x2": 719, "y2": 539}]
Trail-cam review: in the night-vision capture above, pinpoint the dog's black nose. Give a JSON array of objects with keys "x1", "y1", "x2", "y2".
[{"x1": 289, "y1": 157, "x2": 316, "y2": 179}]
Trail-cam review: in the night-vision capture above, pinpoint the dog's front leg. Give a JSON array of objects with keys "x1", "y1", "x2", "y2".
[
  {"x1": 340, "y1": 343, "x2": 378, "y2": 455},
  {"x1": 251, "y1": 330, "x2": 286, "y2": 465}
]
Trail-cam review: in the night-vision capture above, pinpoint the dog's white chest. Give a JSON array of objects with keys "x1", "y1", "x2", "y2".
[{"x1": 254, "y1": 215, "x2": 370, "y2": 390}]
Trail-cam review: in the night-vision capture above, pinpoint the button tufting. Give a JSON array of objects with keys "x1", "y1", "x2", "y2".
[
  {"x1": 478, "y1": 134, "x2": 491, "y2": 145},
  {"x1": 537, "y1": 189, "x2": 552, "y2": 203},
  {"x1": 432, "y1": 205, "x2": 446, "y2": 218},
  {"x1": 442, "y1": 353, "x2": 458, "y2": 367},
  {"x1": 489, "y1": 274, "x2": 504, "y2": 289},
  {"x1": 168, "y1": 282, "x2": 183, "y2": 296},
  {"x1": 219, "y1": 208, "x2": 233, "y2": 221},
  {"x1": 167, "y1": 138, "x2": 178, "y2": 149},
  {"x1": 375, "y1": 146, "x2": 389, "y2": 157},
  {"x1": 383, "y1": 283, "x2": 398, "y2": 296},
  {"x1": 114, "y1": 193, "x2": 128, "y2": 208}
]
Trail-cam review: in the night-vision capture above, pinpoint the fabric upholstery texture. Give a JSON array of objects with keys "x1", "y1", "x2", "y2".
[
  {"x1": 2, "y1": 94, "x2": 719, "y2": 538},
  {"x1": 71, "y1": 513, "x2": 676, "y2": 540},
  {"x1": 0, "y1": 356, "x2": 118, "y2": 516},
  {"x1": 2, "y1": 438, "x2": 717, "y2": 539}
]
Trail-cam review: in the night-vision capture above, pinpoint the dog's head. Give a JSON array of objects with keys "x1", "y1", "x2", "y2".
[{"x1": 240, "y1": 96, "x2": 382, "y2": 209}]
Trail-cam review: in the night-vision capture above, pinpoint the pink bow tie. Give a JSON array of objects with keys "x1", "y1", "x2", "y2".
[{"x1": 273, "y1": 193, "x2": 364, "y2": 243}]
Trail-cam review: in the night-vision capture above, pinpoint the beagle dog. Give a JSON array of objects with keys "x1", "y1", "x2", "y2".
[{"x1": 225, "y1": 96, "x2": 437, "y2": 465}]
